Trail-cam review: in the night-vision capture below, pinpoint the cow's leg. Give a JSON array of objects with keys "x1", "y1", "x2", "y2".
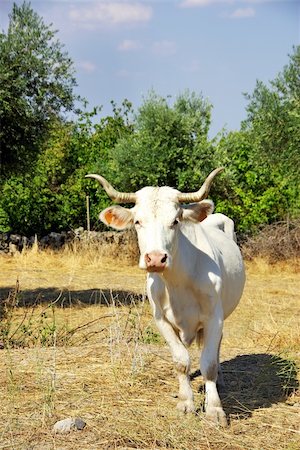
[
  {"x1": 147, "y1": 276, "x2": 194, "y2": 413},
  {"x1": 200, "y1": 306, "x2": 227, "y2": 427},
  {"x1": 155, "y1": 317, "x2": 194, "y2": 413}
]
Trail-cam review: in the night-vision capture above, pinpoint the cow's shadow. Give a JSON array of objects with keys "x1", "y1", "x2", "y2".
[{"x1": 191, "y1": 353, "x2": 299, "y2": 420}]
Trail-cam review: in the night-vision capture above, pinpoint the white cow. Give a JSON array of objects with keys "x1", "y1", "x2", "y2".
[{"x1": 86, "y1": 169, "x2": 245, "y2": 427}]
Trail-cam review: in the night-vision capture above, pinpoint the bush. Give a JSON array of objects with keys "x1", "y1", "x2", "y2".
[{"x1": 241, "y1": 219, "x2": 300, "y2": 262}]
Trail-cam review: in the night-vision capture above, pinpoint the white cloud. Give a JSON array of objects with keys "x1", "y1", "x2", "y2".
[
  {"x1": 69, "y1": 2, "x2": 153, "y2": 29},
  {"x1": 228, "y1": 7, "x2": 256, "y2": 18},
  {"x1": 77, "y1": 61, "x2": 97, "y2": 73},
  {"x1": 180, "y1": 0, "x2": 274, "y2": 7},
  {"x1": 152, "y1": 40, "x2": 176, "y2": 56},
  {"x1": 118, "y1": 39, "x2": 142, "y2": 51},
  {"x1": 180, "y1": 0, "x2": 219, "y2": 6},
  {"x1": 180, "y1": 0, "x2": 258, "y2": 18}
]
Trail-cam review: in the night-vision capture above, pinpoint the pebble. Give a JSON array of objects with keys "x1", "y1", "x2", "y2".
[{"x1": 52, "y1": 417, "x2": 86, "y2": 434}]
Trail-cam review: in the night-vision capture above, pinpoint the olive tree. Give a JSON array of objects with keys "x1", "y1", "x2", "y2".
[
  {"x1": 109, "y1": 91, "x2": 217, "y2": 192},
  {"x1": 0, "y1": 1, "x2": 79, "y2": 173}
]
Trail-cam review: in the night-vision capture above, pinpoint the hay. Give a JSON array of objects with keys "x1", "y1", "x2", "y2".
[{"x1": 0, "y1": 248, "x2": 299, "y2": 449}]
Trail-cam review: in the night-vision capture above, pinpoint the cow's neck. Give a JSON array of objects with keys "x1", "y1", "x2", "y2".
[{"x1": 161, "y1": 225, "x2": 208, "y2": 285}]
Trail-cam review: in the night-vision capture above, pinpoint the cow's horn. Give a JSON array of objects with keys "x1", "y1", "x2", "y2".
[
  {"x1": 177, "y1": 167, "x2": 224, "y2": 203},
  {"x1": 85, "y1": 174, "x2": 137, "y2": 203}
]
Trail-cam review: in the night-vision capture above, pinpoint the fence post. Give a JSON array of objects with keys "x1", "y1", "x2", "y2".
[{"x1": 86, "y1": 195, "x2": 91, "y2": 236}]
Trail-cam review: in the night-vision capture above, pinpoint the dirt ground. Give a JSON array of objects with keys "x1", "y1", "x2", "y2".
[{"x1": 0, "y1": 250, "x2": 299, "y2": 449}]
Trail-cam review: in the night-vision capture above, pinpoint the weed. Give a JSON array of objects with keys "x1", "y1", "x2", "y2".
[
  {"x1": 270, "y1": 353, "x2": 299, "y2": 396},
  {"x1": 141, "y1": 325, "x2": 161, "y2": 344},
  {"x1": 0, "y1": 289, "x2": 112, "y2": 348}
]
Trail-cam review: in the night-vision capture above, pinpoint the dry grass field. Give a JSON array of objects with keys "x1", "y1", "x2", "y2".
[{"x1": 0, "y1": 243, "x2": 299, "y2": 450}]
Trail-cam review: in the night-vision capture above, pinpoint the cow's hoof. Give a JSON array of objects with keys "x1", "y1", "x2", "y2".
[
  {"x1": 206, "y1": 406, "x2": 228, "y2": 427},
  {"x1": 176, "y1": 399, "x2": 195, "y2": 414}
]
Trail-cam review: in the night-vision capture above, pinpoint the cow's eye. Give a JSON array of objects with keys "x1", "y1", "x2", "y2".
[
  {"x1": 135, "y1": 220, "x2": 141, "y2": 226},
  {"x1": 172, "y1": 219, "x2": 179, "y2": 227}
]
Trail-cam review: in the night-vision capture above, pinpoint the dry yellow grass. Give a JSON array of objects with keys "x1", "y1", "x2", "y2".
[{"x1": 0, "y1": 246, "x2": 299, "y2": 450}]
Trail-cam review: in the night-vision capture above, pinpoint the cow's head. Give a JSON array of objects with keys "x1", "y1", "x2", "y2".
[{"x1": 86, "y1": 168, "x2": 223, "y2": 273}]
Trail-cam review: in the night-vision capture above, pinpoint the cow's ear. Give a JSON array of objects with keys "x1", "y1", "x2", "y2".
[
  {"x1": 100, "y1": 205, "x2": 133, "y2": 230},
  {"x1": 182, "y1": 199, "x2": 214, "y2": 223}
]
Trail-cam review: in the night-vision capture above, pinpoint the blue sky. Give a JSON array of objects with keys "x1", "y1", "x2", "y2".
[{"x1": 1, "y1": 0, "x2": 299, "y2": 136}]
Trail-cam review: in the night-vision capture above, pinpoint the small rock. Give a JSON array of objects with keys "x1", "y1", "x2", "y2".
[
  {"x1": 52, "y1": 417, "x2": 86, "y2": 434},
  {"x1": 9, "y1": 243, "x2": 18, "y2": 255}
]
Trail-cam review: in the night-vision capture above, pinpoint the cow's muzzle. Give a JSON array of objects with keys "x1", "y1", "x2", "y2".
[{"x1": 144, "y1": 251, "x2": 168, "y2": 272}]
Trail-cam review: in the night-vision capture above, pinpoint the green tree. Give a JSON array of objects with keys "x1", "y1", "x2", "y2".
[
  {"x1": 242, "y1": 46, "x2": 300, "y2": 218},
  {"x1": 108, "y1": 91, "x2": 216, "y2": 192},
  {"x1": 214, "y1": 46, "x2": 300, "y2": 233},
  {"x1": 0, "y1": 102, "x2": 134, "y2": 235},
  {"x1": 215, "y1": 131, "x2": 289, "y2": 233},
  {"x1": 0, "y1": 1, "x2": 79, "y2": 173}
]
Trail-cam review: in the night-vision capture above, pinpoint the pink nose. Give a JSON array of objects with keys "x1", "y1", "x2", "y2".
[{"x1": 144, "y1": 252, "x2": 168, "y2": 272}]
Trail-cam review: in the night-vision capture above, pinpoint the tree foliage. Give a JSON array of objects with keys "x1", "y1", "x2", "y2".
[
  {"x1": 0, "y1": 0, "x2": 299, "y2": 237},
  {"x1": 243, "y1": 46, "x2": 300, "y2": 220},
  {"x1": 213, "y1": 46, "x2": 300, "y2": 232},
  {"x1": 0, "y1": 1, "x2": 79, "y2": 173},
  {"x1": 0, "y1": 102, "x2": 134, "y2": 235},
  {"x1": 109, "y1": 91, "x2": 216, "y2": 192},
  {"x1": 214, "y1": 131, "x2": 290, "y2": 233}
]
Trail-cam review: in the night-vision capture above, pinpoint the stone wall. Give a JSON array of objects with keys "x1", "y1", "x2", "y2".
[
  {"x1": 0, "y1": 231, "x2": 72, "y2": 254},
  {"x1": 0, "y1": 227, "x2": 138, "y2": 255}
]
